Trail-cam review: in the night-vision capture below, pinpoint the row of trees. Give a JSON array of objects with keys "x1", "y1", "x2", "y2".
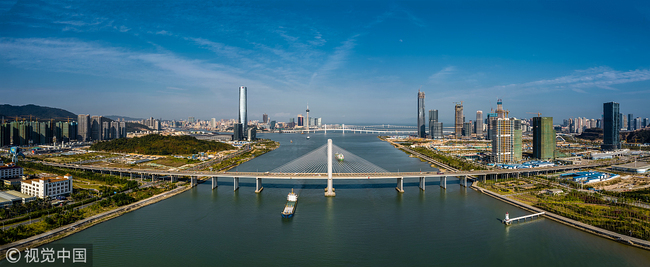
[{"x1": 90, "y1": 134, "x2": 234, "y2": 155}]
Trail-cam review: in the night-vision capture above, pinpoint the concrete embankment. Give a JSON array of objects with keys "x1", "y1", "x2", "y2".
[
  {"x1": 0, "y1": 184, "x2": 192, "y2": 258},
  {"x1": 471, "y1": 182, "x2": 650, "y2": 251}
]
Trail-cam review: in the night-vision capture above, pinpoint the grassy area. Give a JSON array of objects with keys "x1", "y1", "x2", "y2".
[
  {"x1": 150, "y1": 157, "x2": 201, "y2": 167},
  {"x1": 40, "y1": 152, "x2": 114, "y2": 163},
  {"x1": 533, "y1": 191, "x2": 650, "y2": 241},
  {"x1": 410, "y1": 147, "x2": 487, "y2": 171},
  {"x1": 0, "y1": 183, "x2": 178, "y2": 245}
]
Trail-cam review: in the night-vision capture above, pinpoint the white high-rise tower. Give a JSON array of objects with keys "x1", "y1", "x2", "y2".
[{"x1": 239, "y1": 86, "x2": 247, "y2": 137}]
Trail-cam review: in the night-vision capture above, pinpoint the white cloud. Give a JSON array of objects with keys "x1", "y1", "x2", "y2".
[{"x1": 428, "y1": 66, "x2": 457, "y2": 84}]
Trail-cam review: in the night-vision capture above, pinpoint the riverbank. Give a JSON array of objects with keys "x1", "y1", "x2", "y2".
[
  {"x1": 471, "y1": 181, "x2": 650, "y2": 251},
  {"x1": 0, "y1": 183, "x2": 192, "y2": 260}
]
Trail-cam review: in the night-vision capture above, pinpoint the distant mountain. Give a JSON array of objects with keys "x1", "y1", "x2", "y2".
[{"x1": 0, "y1": 104, "x2": 76, "y2": 121}]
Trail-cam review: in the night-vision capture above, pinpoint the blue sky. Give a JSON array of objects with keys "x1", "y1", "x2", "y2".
[{"x1": 1, "y1": 0, "x2": 650, "y2": 124}]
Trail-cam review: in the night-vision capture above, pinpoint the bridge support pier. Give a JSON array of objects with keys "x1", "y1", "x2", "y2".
[
  {"x1": 255, "y1": 178, "x2": 263, "y2": 193},
  {"x1": 191, "y1": 177, "x2": 197, "y2": 187},
  {"x1": 212, "y1": 177, "x2": 218, "y2": 190},
  {"x1": 130, "y1": 173, "x2": 133, "y2": 180},
  {"x1": 120, "y1": 172, "x2": 122, "y2": 179},
  {"x1": 140, "y1": 173, "x2": 143, "y2": 180},
  {"x1": 396, "y1": 177, "x2": 404, "y2": 193},
  {"x1": 440, "y1": 176, "x2": 447, "y2": 189},
  {"x1": 460, "y1": 176, "x2": 467, "y2": 187},
  {"x1": 419, "y1": 177, "x2": 426, "y2": 191},
  {"x1": 325, "y1": 139, "x2": 336, "y2": 197},
  {"x1": 233, "y1": 177, "x2": 239, "y2": 191}
]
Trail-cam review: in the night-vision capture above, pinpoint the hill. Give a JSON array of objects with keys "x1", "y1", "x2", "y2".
[
  {"x1": 90, "y1": 134, "x2": 234, "y2": 155},
  {"x1": 576, "y1": 128, "x2": 603, "y2": 141},
  {"x1": 0, "y1": 104, "x2": 76, "y2": 121},
  {"x1": 623, "y1": 128, "x2": 650, "y2": 144}
]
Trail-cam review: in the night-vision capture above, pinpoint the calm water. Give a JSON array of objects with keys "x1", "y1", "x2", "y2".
[{"x1": 20, "y1": 133, "x2": 650, "y2": 266}]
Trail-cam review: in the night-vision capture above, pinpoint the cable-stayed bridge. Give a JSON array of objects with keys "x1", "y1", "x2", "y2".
[{"x1": 37, "y1": 139, "x2": 628, "y2": 196}]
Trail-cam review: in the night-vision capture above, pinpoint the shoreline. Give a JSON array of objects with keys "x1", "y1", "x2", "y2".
[
  {"x1": 386, "y1": 138, "x2": 650, "y2": 251},
  {"x1": 470, "y1": 181, "x2": 650, "y2": 251},
  {"x1": 0, "y1": 183, "x2": 192, "y2": 259}
]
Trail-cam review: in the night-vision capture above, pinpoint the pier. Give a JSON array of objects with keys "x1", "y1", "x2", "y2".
[{"x1": 503, "y1": 212, "x2": 545, "y2": 225}]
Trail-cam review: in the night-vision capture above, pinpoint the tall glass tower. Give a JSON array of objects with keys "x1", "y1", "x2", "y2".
[
  {"x1": 602, "y1": 102, "x2": 620, "y2": 150},
  {"x1": 417, "y1": 90, "x2": 426, "y2": 138},
  {"x1": 239, "y1": 86, "x2": 247, "y2": 138}
]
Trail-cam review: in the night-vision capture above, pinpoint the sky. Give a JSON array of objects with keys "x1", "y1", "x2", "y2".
[{"x1": 1, "y1": 0, "x2": 650, "y2": 125}]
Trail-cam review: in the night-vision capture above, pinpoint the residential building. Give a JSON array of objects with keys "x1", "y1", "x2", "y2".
[
  {"x1": 491, "y1": 118, "x2": 522, "y2": 163},
  {"x1": 476, "y1": 111, "x2": 483, "y2": 137}
]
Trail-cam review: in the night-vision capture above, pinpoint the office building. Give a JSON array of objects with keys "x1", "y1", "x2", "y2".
[
  {"x1": 476, "y1": 111, "x2": 483, "y2": 137},
  {"x1": 491, "y1": 118, "x2": 522, "y2": 163},
  {"x1": 429, "y1": 110, "x2": 443, "y2": 139},
  {"x1": 644, "y1": 118, "x2": 649, "y2": 128},
  {"x1": 297, "y1": 114, "x2": 304, "y2": 127},
  {"x1": 463, "y1": 122, "x2": 472, "y2": 137},
  {"x1": 628, "y1": 114, "x2": 633, "y2": 130},
  {"x1": 269, "y1": 120, "x2": 277, "y2": 130},
  {"x1": 233, "y1": 123, "x2": 243, "y2": 141},
  {"x1": 21, "y1": 174, "x2": 73, "y2": 199},
  {"x1": 454, "y1": 102, "x2": 463, "y2": 138},
  {"x1": 262, "y1": 114, "x2": 268, "y2": 124},
  {"x1": 532, "y1": 117, "x2": 556, "y2": 160},
  {"x1": 634, "y1": 117, "x2": 642, "y2": 131},
  {"x1": 239, "y1": 86, "x2": 248, "y2": 138},
  {"x1": 247, "y1": 128, "x2": 256, "y2": 141},
  {"x1": 486, "y1": 112, "x2": 498, "y2": 140},
  {"x1": 77, "y1": 114, "x2": 90, "y2": 141},
  {"x1": 417, "y1": 90, "x2": 426, "y2": 138},
  {"x1": 602, "y1": 102, "x2": 620, "y2": 150},
  {"x1": 316, "y1": 118, "x2": 322, "y2": 127}
]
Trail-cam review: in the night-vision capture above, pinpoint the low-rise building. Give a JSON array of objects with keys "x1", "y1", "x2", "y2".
[
  {"x1": 0, "y1": 162, "x2": 23, "y2": 179},
  {"x1": 612, "y1": 162, "x2": 650, "y2": 174},
  {"x1": 21, "y1": 174, "x2": 73, "y2": 199}
]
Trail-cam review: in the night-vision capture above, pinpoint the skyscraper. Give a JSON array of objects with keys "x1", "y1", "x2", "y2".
[
  {"x1": 628, "y1": 114, "x2": 633, "y2": 130},
  {"x1": 417, "y1": 90, "x2": 426, "y2": 138},
  {"x1": 297, "y1": 114, "x2": 304, "y2": 127},
  {"x1": 454, "y1": 102, "x2": 463, "y2": 138},
  {"x1": 476, "y1": 110, "x2": 483, "y2": 137},
  {"x1": 496, "y1": 99, "x2": 506, "y2": 119},
  {"x1": 239, "y1": 86, "x2": 248, "y2": 138},
  {"x1": 463, "y1": 122, "x2": 472, "y2": 137},
  {"x1": 262, "y1": 114, "x2": 268, "y2": 124},
  {"x1": 532, "y1": 117, "x2": 555, "y2": 160},
  {"x1": 306, "y1": 105, "x2": 310, "y2": 129},
  {"x1": 491, "y1": 118, "x2": 522, "y2": 163},
  {"x1": 429, "y1": 110, "x2": 443, "y2": 139},
  {"x1": 602, "y1": 102, "x2": 620, "y2": 150},
  {"x1": 77, "y1": 114, "x2": 90, "y2": 142}
]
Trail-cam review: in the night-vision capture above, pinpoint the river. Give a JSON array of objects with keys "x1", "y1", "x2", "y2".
[{"x1": 43, "y1": 133, "x2": 650, "y2": 266}]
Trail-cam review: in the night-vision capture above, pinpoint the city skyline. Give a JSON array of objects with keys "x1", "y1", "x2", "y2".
[{"x1": 2, "y1": 1, "x2": 650, "y2": 123}]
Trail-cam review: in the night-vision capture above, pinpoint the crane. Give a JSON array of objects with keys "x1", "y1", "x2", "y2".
[{"x1": 526, "y1": 112, "x2": 542, "y2": 117}]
